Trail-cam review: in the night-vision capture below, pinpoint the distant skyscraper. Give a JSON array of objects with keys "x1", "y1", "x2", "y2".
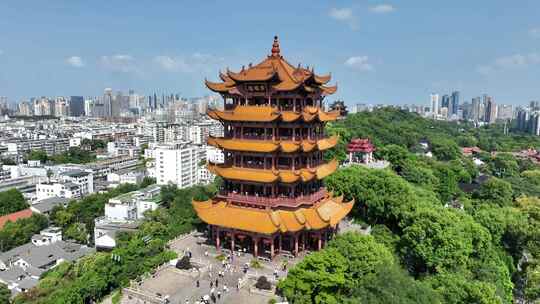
[
  {"x1": 516, "y1": 108, "x2": 530, "y2": 132},
  {"x1": 430, "y1": 94, "x2": 439, "y2": 116},
  {"x1": 485, "y1": 96, "x2": 497, "y2": 123},
  {"x1": 470, "y1": 97, "x2": 481, "y2": 121},
  {"x1": 103, "y1": 88, "x2": 113, "y2": 117},
  {"x1": 54, "y1": 97, "x2": 69, "y2": 117},
  {"x1": 450, "y1": 91, "x2": 460, "y2": 116},
  {"x1": 441, "y1": 94, "x2": 450, "y2": 109},
  {"x1": 530, "y1": 101, "x2": 540, "y2": 111},
  {"x1": 497, "y1": 104, "x2": 513, "y2": 121},
  {"x1": 530, "y1": 113, "x2": 540, "y2": 136},
  {"x1": 69, "y1": 96, "x2": 84, "y2": 116}
]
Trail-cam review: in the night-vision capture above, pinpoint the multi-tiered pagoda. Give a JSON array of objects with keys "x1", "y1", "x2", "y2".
[{"x1": 193, "y1": 36, "x2": 354, "y2": 259}]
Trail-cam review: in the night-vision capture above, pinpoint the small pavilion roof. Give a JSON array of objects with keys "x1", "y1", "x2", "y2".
[
  {"x1": 347, "y1": 138, "x2": 375, "y2": 153},
  {"x1": 192, "y1": 194, "x2": 354, "y2": 234}
]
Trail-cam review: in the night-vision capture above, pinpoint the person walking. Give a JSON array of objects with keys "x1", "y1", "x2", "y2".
[{"x1": 196, "y1": 280, "x2": 200, "y2": 288}]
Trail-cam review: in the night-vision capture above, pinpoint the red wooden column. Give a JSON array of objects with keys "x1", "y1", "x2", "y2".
[
  {"x1": 270, "y1": 236, "x2": 275, "y2": 259},
  {"x1": 231, "y1": 231, "x2": 235, "y2": 253},
  {"x1": 278, "y1": 234, "x2": 282, "y2": 254},
  {"x1": 253, "y1": 236, "x2": 259, "y2": 257},
  {"x1": 317, "y1": 232, "x2": 322, "y2": 250},
  {"x1": 294, "y1": 234, "x2": 299, "y2": 256},
  {"x1": 216, "y1": 227, "x2": 221, "y2": 251}
]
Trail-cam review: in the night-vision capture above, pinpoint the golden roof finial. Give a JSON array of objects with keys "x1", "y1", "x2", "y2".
[{"x1": 271, "y1": 36, "x2": 280, "y2": 57}]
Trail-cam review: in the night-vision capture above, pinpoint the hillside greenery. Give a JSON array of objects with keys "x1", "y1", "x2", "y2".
[{"x1": 279, "y1": 108, "x2": 540, "y2": 303}]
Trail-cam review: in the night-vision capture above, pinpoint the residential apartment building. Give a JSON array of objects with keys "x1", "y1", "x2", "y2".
[{"x1": 154, "y1": 142, "x2": 205, "y2": 188}]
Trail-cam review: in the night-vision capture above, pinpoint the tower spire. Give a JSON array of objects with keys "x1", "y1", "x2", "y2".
[{"x1": 271, "y1": 36, "x2": 280, "y2": 57}]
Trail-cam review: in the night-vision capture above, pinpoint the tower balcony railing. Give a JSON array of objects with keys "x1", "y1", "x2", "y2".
[{"x1": 217, "y1": 188, "x2": 327, "y2": 208}]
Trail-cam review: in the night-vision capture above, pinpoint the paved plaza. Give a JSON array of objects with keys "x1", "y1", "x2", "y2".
[
  {"x1": 116, "y1": 220, "x2": 364, "y2": 304},
  {"x1": 119, "y1": 231, "x2": 295, "y2": 304}
]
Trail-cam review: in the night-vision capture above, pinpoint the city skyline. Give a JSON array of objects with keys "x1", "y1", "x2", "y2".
[{"x1": 1, "y1": 1, "x2": 540, "y2": 105}]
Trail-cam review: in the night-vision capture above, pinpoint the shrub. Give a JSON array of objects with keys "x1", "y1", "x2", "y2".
[
  {"x1": 250, "y1": 259, "x2": 262, "y2": 269},
  {"x1": 255, "y1": 276, "x2": 272, "y2": 290}
]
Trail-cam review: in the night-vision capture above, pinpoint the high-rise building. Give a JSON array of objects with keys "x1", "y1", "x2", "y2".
[
  {"x1": 497, "y1": 104, "x2": 513, "y2": 121},
  {"x1": 194, "y1": 36, "x2": 352, "y2": 258},
  {"x1": 530, "y1": 101, "x2": 540, "y2": 111},
  {"x1": 530, "y1": 113, "x2": 540, "y2": 136},
  {"x1": 441, "y1": 94, "x2": 450, "y2": 110},
  {"x1": 430, "y1": 94, "x2": 439, "y2": 116},
  {"x1": 69, "y1": 96, "x2": 85, "y2": 117},
  {"x1": 18, "y1": 101, "x2": 32, "y2": 116},
  {"x1": 154, "y1": 142, "x2": 204, "y2": 188},
  {"x1": 103, "y1": 88, "x2": 113, "y2": 117},
  {"x1": 450, "y1": 91, "x2": 460, "y2": 116},
  {"x1": 485, "y1": 96, "x2": 497, "y2": 123},
  {"x1": 54, "y1": 97, "x2": 69, "y2": 117},
  {"x1": 516, "y1": 108, "x2": 530, "y2": 132}
]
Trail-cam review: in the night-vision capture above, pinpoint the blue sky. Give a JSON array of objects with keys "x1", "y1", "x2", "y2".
[{"x1": 1, "y1": 1, "x2": 539, "y2": 106}]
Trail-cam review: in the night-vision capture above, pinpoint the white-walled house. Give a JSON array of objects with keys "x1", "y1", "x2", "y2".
[
  {"x1": 94, "y1": 185, "x2": 162, "y2": 250},
  {"x1": 35, "y1": 182, "x2": 81, "y2": 201}
]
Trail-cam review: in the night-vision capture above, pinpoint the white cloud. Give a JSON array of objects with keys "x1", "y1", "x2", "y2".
[
  {"x1": 529, "y1": 28, "x2": 540, "y2": 38},
  {"x1": 99, "y1": 54, "x2": 137, "y2": 73},
  {"x1": 329, "y1": 8, "x2": 358, "y2": 30},
  {"x1": 477, "y1": 53, "x2": 540, "y2": 75},
  {"x1": 153, "y1": 53, "x2": 224, "y2": 72},
  {"x1": 344, "y1": 56, "x2": 374, "y2": 71},
  {"x1": 370, "y1": 4, "x2": 395, "y2": 13},
  {"x1": 66, "y1": 56, "x2": 84, "y2": 68}
]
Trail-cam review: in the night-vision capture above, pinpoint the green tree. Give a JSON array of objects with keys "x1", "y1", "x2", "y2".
[
  {"x1": 375, "y1": 144, "x2": 410, "y2": 171},
  {"x1": 430, "y1": 138, "x2": 460, "y2": 161},
  {"x1": 65, "y1": 223, "x2": 88, "y2": 244},
  {"x1": 325, "y1": 166, "x2": 418, "y2": 226},
  {"x1": 399, "y1": 207, "x2": 491, "y2": 274},
  {"x1": 475, "y1": 177, "x2": 513, "y2": 207},
  {"x1": 140, "y1": 177, "x2": 156, "y2": 188},
  {"x1": 489, "y1": 153, "x2": 519, "y2": 178},
  {"x1": 0, "y1": 283, "x2": 10, "y2": 304},
  {"x1": 0, "y1": 214, "x2": 48, "y2": 252},
  {"x1": 327, "y1": 233, "x2": 393, "y2": 287},
  {"x1": 345, "y1": 264, "x2": 443, "y2": 304},
  {"x1": 427, "y1": 273, "x2": 503, "y2": 304},
  {"x1": 0, "y1": 189, "x2": 28, "y2": 216},
  {"x1": 524, "y1": 261, "x2": 540, "y2": 302},
  {"x1": 278, "y1": 247, "x2": 348, "y2": 304},
  {"x1": 27, "y1": 149, "x2": 48, "y2": 163},
  {"x1": 521, "y1": 170, "x2": 540, "y2": 186}
]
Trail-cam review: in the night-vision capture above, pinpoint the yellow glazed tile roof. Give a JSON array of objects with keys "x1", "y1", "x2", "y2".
[
  {"x1": 205, "y1": 37, "x2": 337, "y2": 97},
  {"x1": 207, "y1": 106, "x2": 339, "y2": 123},
  {"x1": 192, "y1": 195, "x2": 355, "y2": 234},
  {"x1": 207, "y1": 137, "x2": 338, "y2": 153},
  {"x1": 208, "y1": 160, "x2": 338, "y2": 183}
]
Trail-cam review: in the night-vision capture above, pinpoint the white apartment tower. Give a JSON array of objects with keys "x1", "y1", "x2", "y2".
[{"x1": 154, "y1": 142, "x2": 206, "y2": 188}]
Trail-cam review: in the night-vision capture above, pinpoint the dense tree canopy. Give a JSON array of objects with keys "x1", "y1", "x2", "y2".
[
  {"x1": 283, "y1": 108, "x2": 540, "y2": 303},
  {"x1": 0, "y1": 189, "x2": 28, "y2": 216},
  {"x1": 0, "y1": 214, "x2": 48, "y2": 252},
  {"x1": 27, "y1": 147, "x2": 97, "y2": 165}
]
